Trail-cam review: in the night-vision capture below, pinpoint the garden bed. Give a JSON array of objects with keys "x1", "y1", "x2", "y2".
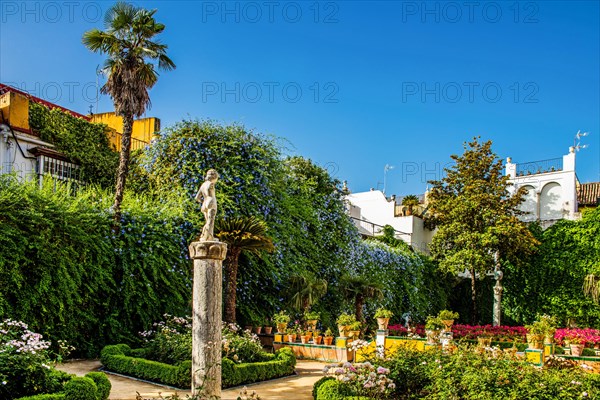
[{"x1": 100, "y1": 344, "x2": 296, "y2": 389}]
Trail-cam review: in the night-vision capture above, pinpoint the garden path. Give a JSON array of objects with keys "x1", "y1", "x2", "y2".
[{"x1": 57, "y1": 359, "x2": 326, "y2": 400}]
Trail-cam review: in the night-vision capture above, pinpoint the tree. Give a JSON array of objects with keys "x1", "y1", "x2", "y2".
[
  {"x1": 426, "y1": 138, "x2": 538, "y2": 324},
  {"x1": 401, "y1": 194, "x2": 420, "y2": 216},
  {"x1": 340, "y1": 275, "x2": 383, "y2": 323},
  {"x1": 83, "y1": 2, "x2": 175, "y2": 224},
  {"x1": 216, "y1": 216, "x2": 275, "y2": 323},
  {"x1": 286, "y1": 273, "x2": 328, "y2": 313}
]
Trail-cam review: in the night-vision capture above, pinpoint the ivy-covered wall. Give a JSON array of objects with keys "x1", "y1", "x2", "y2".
[
  {"x1": 0, "y1": 176, "x2": 196, "y2": 356},
  {"x1": 503, "y1": 208, "x2": 600, "y2": 327},
  {"x1": 29, "y1": 102, "x2": 118, "y2": 188}
]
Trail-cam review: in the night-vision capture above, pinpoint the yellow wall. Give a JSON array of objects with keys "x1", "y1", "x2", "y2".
[
  {"x1": 0, "y1": 91, "x2": 30, "y2": 132},
  {"x1": 90, "y1": 112, "x2": 160, "y2": 149}
]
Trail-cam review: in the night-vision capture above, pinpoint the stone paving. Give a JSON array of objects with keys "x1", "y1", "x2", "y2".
[{"x1": 56, "y1": 359, "x2": 326, "y2": 400}]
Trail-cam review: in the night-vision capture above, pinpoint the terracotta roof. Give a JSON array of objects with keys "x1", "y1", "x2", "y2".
[{"x1": 578, "y1": 182, "x2": 600, "y2": 206}]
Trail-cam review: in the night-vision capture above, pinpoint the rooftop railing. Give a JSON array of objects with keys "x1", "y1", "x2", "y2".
[{"x1": 516, "y1": 157, "x2": 563, "y2": 176}]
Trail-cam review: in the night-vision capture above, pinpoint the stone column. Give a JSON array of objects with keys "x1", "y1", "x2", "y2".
[{"x1": 189, "y1": 240, "x2": 227, "y2": 398}]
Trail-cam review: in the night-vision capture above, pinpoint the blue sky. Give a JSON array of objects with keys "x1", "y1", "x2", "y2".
[{"x1": 1, "y1": 1, "x2": 599, "y2": 196}]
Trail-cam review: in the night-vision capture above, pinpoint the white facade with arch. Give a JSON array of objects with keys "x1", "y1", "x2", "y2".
[{"x1": 506, "y1": 147, "x2": 578, "y2": 225}]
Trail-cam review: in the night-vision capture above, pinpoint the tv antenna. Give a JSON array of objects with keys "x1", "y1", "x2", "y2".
[
  {"x1": 573, "y1": 130, "x2": 589, "y2": 152},
  {"x1": 383, "y1": 164, "x2": 395, "y2": 194}
]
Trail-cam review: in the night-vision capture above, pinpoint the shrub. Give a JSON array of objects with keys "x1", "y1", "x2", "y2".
[
  {"x1": 63, "y1": 377, "x2": 97, "y2": 400},
  {"x1": 84, "y1": 372, "x2": 111, "y2": 400},
  {"x1": 100, "y1": 344, "x2": 295, "y2": 389},
  {"x1": 316, "y1": 379, "x2": 351, "y2": 400},
  {"x1": 313, "y1": 376, "x2": 335, "y2": 399},
  {"x1": 15, "y1": 395, "x2": 66, "y2": 400}
]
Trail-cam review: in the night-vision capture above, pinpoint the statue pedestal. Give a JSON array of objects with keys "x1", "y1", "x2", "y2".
[{"x1": 189, "y1": 240, "x2": 227, "y2": 398}]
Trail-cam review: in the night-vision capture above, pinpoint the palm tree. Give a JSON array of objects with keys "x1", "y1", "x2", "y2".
[
  {"x1": 401, "y1": 194, "x2": 420, "y2": 216},
  {"x1": 286, "y1": 273, "x2": 327, "y2": 313},
  {"x1": 83, "y1": 2, "x2": 175, "y2": 224},
  {"x1": 216, "y1": 216, "x2": 275, "y2": 323},
  {"x1": 340, "y1": 275, "x2": 384, "y2": 323}
]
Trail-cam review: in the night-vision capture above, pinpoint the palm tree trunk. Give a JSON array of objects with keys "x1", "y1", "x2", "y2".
[
  {"x1": 470, "y1": 268, "x2": 477, "y2": 324},
  {"x1": 112, "y1": 113, "x2": 134, "y2": 227},
  {"x1": 355, "y1": 294, "x2": 365, "y2": 322},
  {"x1": 224, "y1": 248, "x2": 241, "y2": 323}
]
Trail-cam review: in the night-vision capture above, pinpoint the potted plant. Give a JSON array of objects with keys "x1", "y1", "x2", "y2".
[
  {"x1": 525, "y1": 319, "x2": 545, "y2": 349},
  {"x1": 336, "y1": 313, "x2": 356, "y2": 337},
  {"x1": 348, "y1": 321, "x2": 362, "y2": 339},
  {"x1": 273, "y1": 311, "x2": 290, "y2": 333},
  {"x1": 286, "y1": 328, "x2": 297, "y2": 343},
  {"x1": 263, "y1": 319, "x2": 273, "y2": 335},
  {"x1": 304, "y1": 310, "x2": 320, "y2": 331},
  {"x1": 300, "y1": 330, "x2": 310, "y2": 344},
  {"x1": 253, "y1": 319, "x2": 263, "y2": 335},
  {"x1": 313, "y1": 329, "x2": 323, "y2": 345},
  {"x1": 374, "y1": 308, "x2": 393, "y2": 330},
  {"x1": 425, "y1": 316, "x2": 444, "y2": 345},
  {"x1": 324, "y1": 328, "x2": 334, "y2": 346},
  {"x1": 569, "y1": 336, "x2": 585, "y2": 356},
  {"x1": 538, "y1": 315, "x2": 557, "y2": 344},
  {"x1": 437, "y1": 310, "x2": 459, "y2": 329}
]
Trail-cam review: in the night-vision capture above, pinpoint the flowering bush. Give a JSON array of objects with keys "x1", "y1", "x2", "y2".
[
  {"x1": 0, "y1": 319, "x2": 67, "y2": 398},
  {"x1": 389, "y1": 324, "x2": 527, "y2": 342},
  {"x1": 140, "y1": 316, "x2": 268, "y2": 365},
  {"x1": 556, "y1": 328, "x2": 600, "y2": 346},
  {"x1": 323, "y1": 361, "x2": 395, "y2": 398},
  {"x1": 222, "y1": 323, "x2": 265, "y2": 363}
]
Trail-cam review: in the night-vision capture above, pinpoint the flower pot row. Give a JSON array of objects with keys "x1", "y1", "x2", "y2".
[
  {"x1": 244, "y1": 326, "x2": 274, "y2": 335},
  {"x1": 285, "y1": 334, "x2": 334, "y2": 346}
]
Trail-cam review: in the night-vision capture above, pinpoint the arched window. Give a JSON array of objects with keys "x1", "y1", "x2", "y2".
[{"x1": 540, "y1": 182, "x2": 562, "y2": 220}]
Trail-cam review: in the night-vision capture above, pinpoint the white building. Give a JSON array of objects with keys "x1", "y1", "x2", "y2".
[
  {"x1": 506, "y1": 147, "x2": 579, "y2": 227},
  {"x1": 345, "y1": 189, "x2": 434, "y2": 253}
]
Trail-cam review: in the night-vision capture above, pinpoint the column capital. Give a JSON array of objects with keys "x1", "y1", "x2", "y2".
[{"x1": 189, "y1": 241, "x2": 228, "y2": 261}]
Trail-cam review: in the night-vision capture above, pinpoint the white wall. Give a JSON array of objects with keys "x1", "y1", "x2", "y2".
[
  {"x1": 0, "y1": 129, "x2": 52, "y2": 180},
  {"x1": 345, "y1": 190, "x2": 434, "y2": 253},
  {"x1": 506, "y1": 148, "x2": 578, "y2": 222}
]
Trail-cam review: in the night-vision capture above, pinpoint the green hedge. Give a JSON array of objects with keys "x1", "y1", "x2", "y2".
[
  {"x1": 100, "y1": 344, "x2": 296, "y2": 388},
  {"x1": 315, "y1": 379, "x2": 373, "y2": 400},
  {"x1": 15, "y1": 372, "x2": 111, "y2": 400}
]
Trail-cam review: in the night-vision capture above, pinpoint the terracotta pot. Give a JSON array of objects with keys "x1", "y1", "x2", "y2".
[
  {"x1": 526, "y1": 334, "x2": 543, "y2": 349},
  {"x1": 253, "y1": 326, "x2": 262, "y2": 334},
  {"x1": 276, "y1": 323, "x2": 287, "y2": 333},
  {"x1": 338, "y1": 325, "x2": 348, "y2": 337},
  {"x1": 314, "y1": 336, "x2": 323, "y2": 345},
  {"x1": 570, "y1": 344, "x2": 585, "y2": 357},
  {"x1": 442, "y1": 319, "x2": 454, "y2": 329},
  {"x1": 305, "y1": 331, "x2": 313, "y2": 338},
  {"x1": 287, "y1": 334, "x2": 296, "y2": 343},
  {"x1": 324, "y1": 336, "x2": 334, "y2": 346},
  {"x1": 264, "y1": 326, "x2": 273, "y2": 334},
  {"x1": 300, "y1": 335, "x2": 309, "y2": 344},
  {"x1": 377, "y1": 317, "x2": 390, "y2": 330}
]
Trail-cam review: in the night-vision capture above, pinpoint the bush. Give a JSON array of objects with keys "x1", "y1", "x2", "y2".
[
  {"x1": 16, "y1": 395, "x2": 65, "y2": 400},
  {"x1": 316, "y1": 379, "x2": 351, "y2": 400},
  {"x1": 100, "y1": 344, "x2": 295, "y2": 389},
  {"x1": 63, "y1": 377, "x2": 97, "y2": 400},
  {"x1": 313, "y1": 376, "x2": 335, "y2": 399},
  {"x1": 85, "y1": 372, "x2": 111, "y2": 400}
]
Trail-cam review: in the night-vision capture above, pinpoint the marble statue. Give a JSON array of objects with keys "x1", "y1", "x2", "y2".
[{"x1": 195, "y1": 169, "x2": 219, "y2": 241}]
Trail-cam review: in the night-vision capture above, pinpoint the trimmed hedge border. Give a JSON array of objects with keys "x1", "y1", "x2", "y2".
[
  {"x1": 100, "y1": 344, "x2": 296, "y2": 389},
  {"x1": 15, "y1": 372, "x2": 111, "y2": 400}
]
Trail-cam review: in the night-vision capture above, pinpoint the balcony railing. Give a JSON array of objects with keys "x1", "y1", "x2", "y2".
[
  {"x1": 516, "y1": 157, "x2": 563, "y2": 176},
  {"x1": 350, "y1": 216, "x2": 412, "y2": 242}
]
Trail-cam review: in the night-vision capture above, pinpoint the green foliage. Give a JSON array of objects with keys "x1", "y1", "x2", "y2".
[
  {"x1": 85, "y1": 373, "x2": 111, "y2": 400},
  {"x1": 362, "y1": 345, "x2": 600, "y2": 399},
  {"x1": 286, "y1": 273, "x2": 328, "y2": 313},
  {"x1": 100, "y1": 343, "x2": 295, "y2": 389},
  {"x1": 0, "y1": 177, "x2": 196, "y2": 356},
  {"x1": 374, "y1": 309, "x2": 393, "y2": 319},
  {"x1": 63, "y1": 377, "x2": 97, "y2": 400},
  {"x1": 503, "y1": 208, "x2": 600, "y2": 326},
  {"x1": 313, "y1": 376, "x2": 335, "y2": 399},
  {"x1": 29, "y1": 102, "x2": 118, "y2": 188},
  {"x1": 315, "y1": 379, "x2": 351, "y2": 400},
  {"x1": 427, "y1": 138, "x2": 538, "y2": 322},
  {"x1": 16, "y1": 395, "x2": 66, "y2": 400},
  {"x1": 437, "y1": 310, "x2": 459, "y2": 320}
]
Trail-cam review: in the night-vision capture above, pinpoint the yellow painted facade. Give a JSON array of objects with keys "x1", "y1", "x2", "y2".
[
  {"x1": 0, "y1": 91, "x2": 30, "y2": 131},
  {"x1": 90, "y1": 112, "x2": 160, "y2": 150}
]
